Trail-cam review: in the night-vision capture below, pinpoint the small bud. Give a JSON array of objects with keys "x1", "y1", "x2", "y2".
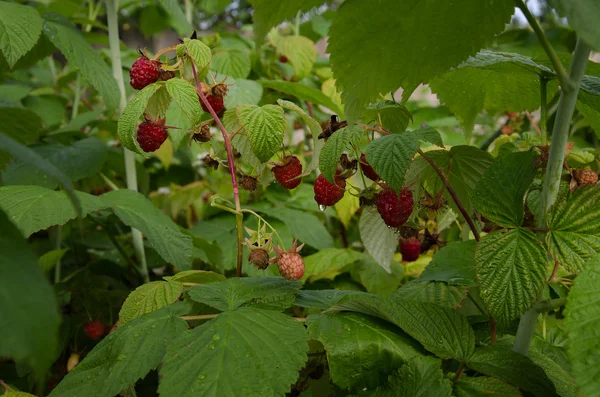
[
  {"x1": 193, "y1": 125, "x2": 212, "y2": 143},
  {"x1": 204, "y1": 155, "x2": 219, "y2": 170},
  {"x1": 240, "y1": 175, "x2": 258, "y2": 191},
  {"x1": 248, "y1": 249, "x2": 270, "y2": 270}
]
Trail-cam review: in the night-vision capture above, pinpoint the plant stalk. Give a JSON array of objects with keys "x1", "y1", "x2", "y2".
[
  {"x1": 190, "y1": 63, "x2": 244, "y2": 276},
  {"x1": 184, "y1": 0, "x2": 192, "y2": 24},
  {"x1": 71, "y1": 73, "x2": 81, "y2": 120},
  {"x1": 53, "y1": 226, "x2": 62, "y2": 283},
  {"x1": 540, "y1": 76, "x2": 548, "y2": 145},
  {"x1": 515, "y1": 0, "x2": 571, "y2": 90},
  {"x1": 514, "y1": 38, "x2": 591, "y2": 355},
  {"x1": 105, "y1": 0, "x2": 149, "y2": 283}
]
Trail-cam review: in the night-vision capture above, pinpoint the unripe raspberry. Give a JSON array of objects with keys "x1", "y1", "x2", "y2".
[
  {"x1": 273, "y1": 240, "x2": 305, "y2": 281},
  {"x1": 248, "y1": 249, "x2": 269, "y2": 269},
  {"x1": 573, "y1": 169, "x2": 598, "y2": 185},
  {"x1": 240, "y1": 175, "x2": 258, "y2": 192}
]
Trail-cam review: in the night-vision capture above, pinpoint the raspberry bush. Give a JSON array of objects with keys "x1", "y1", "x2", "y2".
[{"x1": 1, "y1": 0, "x2": 600, "y2": 396}]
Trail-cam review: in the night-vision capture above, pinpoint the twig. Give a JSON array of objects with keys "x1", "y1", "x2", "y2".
[
  {"x1": 306, "y1": 101, "x2": 314, "y2": 118},
  {"x1": 525, "y1": 111, "x2": 541, "y2": 136},
  {"x1": 190, "y1": 62, "x2": 244, "y2": 277},
  {"x1": 548, "y1": 260, "x2": 560, "y2": 282},
  {"x1": 0, "y1": 379, "x2": 10, "y2": 393},
  {"x1": 453, "y1": 363, "x2": 466, "y2": 382},
  {"x1": 418, "y1": 149, "x2": 480, "y2": 241}
]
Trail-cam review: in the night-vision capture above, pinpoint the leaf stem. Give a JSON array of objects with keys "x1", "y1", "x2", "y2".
[
  {"x1": 540, "y1": 76, "x2": 549, "y2": 145},
  {"x1": 514, "y1": 38, "x2": 591, "y2": 356},
  {"x1": 534, "y1": 298, "x2": 567, "y2": 312},
  {"x1": 71, "y1": 73, "x2": 81, "y2": 120},
  {"x1": 515, "y1": 0, "x2": 572, "y2": 90},
  {"x1": 417, "y1": 149, "x2": 480, "y2": 242},
  {"x1": 453, "y1": 363, "x2": 466, "y2": 381},
  {"x1": 106, "y1": 0, "x2": 149, "y2": 283},
  {"x1": 190, "y1": 61, "x2": 244, "y2": 277}
]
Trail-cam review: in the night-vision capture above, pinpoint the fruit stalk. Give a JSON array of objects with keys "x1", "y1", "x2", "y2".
[
  {"x1": 105, "y1": 0, "x2": 149, "y2": 283},
  {"x1": 417, "y1": 149, "x2": 480, "y2": 242},
  {"x1": 513, "y1": 38, "x2": 591, "y2": 355},
  {"x1": 190, "y1": 63, "x2": 244, "y2": 277}
]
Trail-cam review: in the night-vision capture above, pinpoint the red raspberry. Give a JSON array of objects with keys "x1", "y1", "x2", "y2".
[
  {"x1": 279, "y1": 55, "x2": 288, "y2": 63},
  {"x1": 137, "y1": 121, "x2": 168, "y2": 152},
  {"x1": 376, "y1": 187, "x2": 414, "y2": 228},
  {"x1": 272, "y1": 156, "x2": 303, "y2": 189},
  {"x1": 130, "y1": 56, "x2": 161, "y2": 90},
  {"x1": 274, "y1": 240, "x2": 305, "y2": 280},
  {"x1": 201, "y1": 94, "x2": 225, "y2": 114},
  {"x1": 360, "y1": 152, "x2": 379, "y2": 181},
  {"x1": 314, "y1": 174, "x2": 346, "y2": 207},
  {"x1": 84, "y1": 321, "x2": 105, "y2": 340},
  {"x1": 400, "y1": 237, "x2": 421, "y2": 262}
]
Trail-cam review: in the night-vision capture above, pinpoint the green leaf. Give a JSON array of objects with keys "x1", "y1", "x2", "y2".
[
  {"x1": 365, "y1": 132, "x2": 420, "y2": 191},
  {"x1": 327, "y1": 0, "x2": 514, "y2": 120},
  {"x1": 166, "y1": 78, "x2": 202, "y2": 124},
  {"x1": 187, "y1": 277, "x2": 301, "y2": 311},
  {"x1": 272, "y1": 35, "x2": 316, "y2": 80},
  {"x1": 0, "y1": 136, "x2": 82, "y2": 216},
  {"x1": 350, "y1": 257, "x2": 404, "y2": 297},
  {"x1": 419, "y1": 240, "x2": 477, "y2": 287},
  {"x1": 4, "y1": 392, "x2": 38, "y2": 397},
  {"x1": 0, "y1": 185, "x2": 102, "y2": 237},
  {"x1": 429, "y1": 51, "x2": 557, "y2": 140},
  {"x1": 407, "y1": 146, "x2": 494, "y2": 217},
  {"x1": 319, "y1": 125, "x2": 362, "y2": 183},
  {"x1": 307, "y1": 312, "x2": 423, "y2": 391},
  {"x1": 467, "y1": 346, "x2": 556, "y2": 397},
  {"x1": 225, "y1": 79, "x2": 263, "y2": 109},
  {"x1": 101, "y1": 189, "x2": 193, "y2": 270},
  {"x1": 38, "y1": 248, "x2": 69, "y2": 272},
  {"x1": 159, "y1": 307, "x2": 309, "y2": 397},
  {"x1": 359, "y1": 206, "x2": 398, "y2": 272},
  {"x1": 277, "y1": 99, "x2": 324, "y2": 175},
  {"x1": 164, "y1": 270, "x2": 226, "y2": 284},
  {"x1": 414, "y1": 126, "x2": 444, "y2": 147},
  {"x1": 546, "y1": 185, "x2": 600, "y2": 273},
  {"x1": 453, "y1": 376, "x2": 521, "y2": 397},
  {"x1": 0, "y1": 2, "x2": 44, "y2": 68},
  {"x1": 528, "y1": 350, "x2": 577, "y2": 397},
  {"x1": 157, "y1": 0, "x2": 193, "y2": 36},
  {"x1": 391, "y1": 281, "x2": 468, "y2": 309},
  {"x1": 252, "y1": 0, "x2": 326, "y2": 49},
  {"x1": 43, "y1": 14, "x2": 120, "y2": 109},
  {"x1": 475, "y1": 229, "x2": 548, "y2": 326},
  {"x1": 252, "y1": 206, "x2": 334, "y2": 249},
  {"x1": 146, "y1": 85, "x2": 172, "y2": 118},
  {"x1": 0, "y1": 105, "x2": 43, "y2": 144},
  {"x1": 551, "y1": 0, "x2": 600, "y2": 51},
  {"x1": 0, "y1": 211, "x2": 60, "y2": 379},
  {"x1": 48, "y1": 303, "x2": 189, "y2": 397},
  {"x1": 475, "y1": 150, "x2": 537, "y2": 228},
  {"x1": 3, "y1": 137, "x2": 108, "y2": 189},
  {"x1": 331, "y1": 294, "x2": 475, "y2": 360},
  {"x1": 210, "y1": 49, "x2": 250, "y2": 78},
  {"x1": 303, "y1": 248, "x2": 364, "y2": 282},
  {"x1": 564, "y1": 255, "x2": 600, "y2": 395},
  {"x1": 373, "y1": 356, "x2": 452, "y2": 397},
  {"x1": 294, "y1": 289, "x2": 371, "y2": 310},
  {"x1": 236, "y1": 104, "x2": 286, "y2": 162},
  {"x1": 261, "y1": 80, "x2": 345, "y2": 116},
  {"x1": 183, "y1": 38, "x2": 212, "y2": 72},
  {"x1": 364, "y1": 100, "x2": 412, "y2": 134},
  {"x1": 118, "y1": 83, "x2": 162, "y2": 153},
  {"x1": 118, "y1": 281, "x2": 184, "y2": 325},
  {"x1": 577, "y1": 75, "x2": 600, "y2": 136}
]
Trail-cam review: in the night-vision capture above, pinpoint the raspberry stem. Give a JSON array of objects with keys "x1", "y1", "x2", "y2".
[{"x1": 190, "y1": 61, "x2": 244, "y2": 277}]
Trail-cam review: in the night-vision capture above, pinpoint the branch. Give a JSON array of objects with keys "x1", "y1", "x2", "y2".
[
  {"x1": 418, "y1": 149, "x2": 481, "y2": 241},
  {"x1": 515, "y1": 0, "x2": 571, "y2": 90},
  {"x1": 190, "y1": 64, "x2": 244, "y2": 277}
]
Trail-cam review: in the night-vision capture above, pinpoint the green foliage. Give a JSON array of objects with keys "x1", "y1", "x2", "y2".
[
  {"x1": 319, "y1": 125, "x2": 362, "y2": 183},
  {"x1": 475, "y1": 228, "x2": 548, "y2": 326},
  {"x1": 159, "y1": 307, "x2": 309, "y2": 397},
  {"x1": 467, "y1": 346, "x2": 556, "y2": 396},
  {"x1": 261, "y1": 80, "x2": 344, "y2": 116},
  {"x1": 528, "y1": 350, "x2": 577, "y2": 397},
  {"x1": 475, "y1": 150, "x2": 537, "y2": 228},
  {"x1": 327, "y1": 0, "x2": 514, "y2": 119},
  {"x1": 166, "y1": 78, "x2": 203, "y2": 124},
  {"x1": 182, "y1": 38, "x2": 212, "y2": 72},
  {"x1": 564, "y1": 255, "x2": 600, "y2": 395},
  {"x1": 303, "y1": 248, "x2": 364, "y2": 282},
  {"x1": 364, "y1": 100, "x2": 412, "y2": 134},
  {"x1": 0, "y1": 211, "x2": 60, "y2": 379},
  {"x1": 453, "y1": 376, "x2": 521, "y2": 397},
  {"x1": 118, "y1": 281, "x2": 184, "y2": 325},
  {"x1": 157, "y1": 0, "x2": 193, "y2": 36},
  {"x1": 118, "y1": 83, "x2": 162, "y2": 153},
  {"x1": 308, "y1": 312, "x2": 423, "y2": 391},
  {"x1": 211, "y1": 49, "x2": 251, "y2": 78},
  {"x1": 419, "y1": 240, "x2": 477, "y2": 286},
  {"x1": 0, "y1": 2, "x2": 43, "y2": 68},
  {"x1": 373, "y1": 356, "x2": 452, "y2": 397},
  {"x1": 551, "y1": 0, "x2": 600, "y2": 51},
  {"x1": 48, "y1": 303, "x2": 190, "y2": 397},
  {"x1": 0, "y1": 105, "x2": 43, "y2": 144},
  {"x1": 546, "y1": 185, "x2": 600, "y2": 272},
  {"x1": 236, "y1": 104, "x2": 286, "y2": 162},
  {"x1": 294, "y1": 289, "x2": 370, "y2": 310},
  {"x1": 272, "y1": 35, "x2": 316, "y2": 80},
  {"x1": 366, "y1": 132, "x2": 420, "y2": 191},
  {"x1": 359, "y1": 206, "x2": 398, "y2": 272},
  {"x1": 392, "y1": 280, "x2": 468, "y2": 309}
]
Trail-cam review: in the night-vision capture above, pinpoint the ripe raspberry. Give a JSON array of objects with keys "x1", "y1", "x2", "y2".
[
  {"x1": 279, "y1": 55, "x2": 288, "y2": 63},
  {"x1": 360, "y1": 152, "x2": 379, "y2": 181},
  {"x1": 272, "y1": 155, "x2": 303, "y2": 189},
  {"x1": 137, "y1": 121, "x2": 168, "y2": 152},
  {"x1": 314, "y1": 174, "x2": 346, "y2": 207},
  {"x1": 240, "y1": 175, "x2": 258, "y2": 191},
  {"x1": 573, "y1": 169, "x2": 598, "y2": 185},
  {"x1": 201, "y1": 94, "x2": 225, "y2": 114},
  {"x1": 248, "y1": 249, "x2": 270, "y2": 269},
  {"x1": 400, "y1": 237, "x2": 421, "y2": 262},
  {"x1": 376, "y1": 187, "x2": 414, "y2": 228},
  {"x1": 84, "y1": 321, "x2": 105, "y2": 340},
  {"x1": 273, "y1": 240, "x2": 305, "y2": 281},
  {"x1": 130, "y1": 56, "x2": 161, "y2": 90}
]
